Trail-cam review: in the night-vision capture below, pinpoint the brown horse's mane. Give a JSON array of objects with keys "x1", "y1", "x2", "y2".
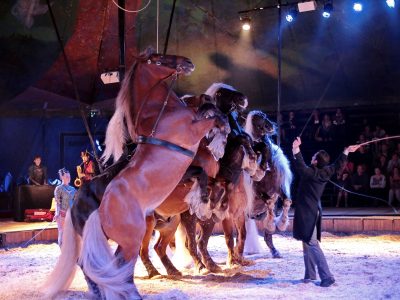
[{"x1": 102, "y1": 48, "x2": 157, "y2": 162}]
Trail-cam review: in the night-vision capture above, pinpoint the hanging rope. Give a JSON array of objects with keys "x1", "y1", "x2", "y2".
[
  {"x1": 111, "y1": 0, "x2": 152, "y2": 13},
  {"x1": 298, "y1": 58, "x2": 343, "y2": 138},
  {"x1": 46, "y1": 0, "x2": 103, "y2": 172}
]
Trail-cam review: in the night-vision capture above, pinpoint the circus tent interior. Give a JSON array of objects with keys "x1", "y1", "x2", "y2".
[{"x1": 0, "y1": 0, "x2": 399, "y2": 299}]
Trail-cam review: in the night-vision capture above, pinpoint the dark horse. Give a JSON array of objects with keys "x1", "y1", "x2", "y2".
[
  {"x1": 173, "y1": 83, "x2": 260, "y2": 272},
  {"x1": 42, "y1": 48, "x2": 229, "y2": 299},
  {"x1": 244, "y1": 110, "x2": 293, "y2": 258}
]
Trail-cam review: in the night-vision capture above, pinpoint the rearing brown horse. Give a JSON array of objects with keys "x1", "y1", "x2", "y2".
[{"x1": 42, "y1": 48, "x2": 228, "y2": 299}]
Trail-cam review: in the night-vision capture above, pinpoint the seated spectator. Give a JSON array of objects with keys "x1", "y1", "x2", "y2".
[
  {"x1": 351, "y1": 165, "x2": 369, "y2": 206},
  {"x1": 374, "y1": 154, "x2": 388, "y2": 174},
  {"x1": 333, "y1": 108, "x2": 347, "y2": 149},
  {"x1": 387, "y1": 153, "x2": 400, "y2": 174},
  {"x1": 373, "y1": 125, "x2": 386, "y2": 139},
  {"x1": 351, "y1": 146, "x2": 373, "y2": 173},
  {"x1": 343, "y1": 161, "x2": 355, "y2": 175},
  {"x1": 28, "y1": 155, "x2": 48, "y2": 185},
  {"x1": 285, "y1": 111, "x2": 298, "y2": 144},
  {"x1": 362, "y1": 125, "x2": 374, "y2": 141},
  {"x1": 304, "y1": 109, "x2": 320, "y2": 142},
  {"x1": 336, "y1": 171, "x2": 351, "y2": 208},
  {"x1": 315, "y1": 113, "x2": 334, "y2": 144},
  {"x1": 389, "y1": 167, "x2": 400, "y2": 207},
  {"x1": 369, "y1": 167, "x2": 386, "y2": 206},
  {"x1": 394, "y1": 142, "x2": 400, "y2": 156}
]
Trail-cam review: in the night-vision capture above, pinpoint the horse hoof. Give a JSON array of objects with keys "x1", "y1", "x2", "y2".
[
  {"x1": 167, "y1": 270, "x2": 183, "y2": 277},
  {"x1": 239, "y1": 258, "x2": 255, "y2": 266},
  {"x1": 272, "y1": 250, "x2": 282, "y2": 259},
  {"x1": 206, "y1": 263, "x2": 223, "y2": 273},
  {"x1": 148, "y1": 272, "x2": 161, "y2": 279}
]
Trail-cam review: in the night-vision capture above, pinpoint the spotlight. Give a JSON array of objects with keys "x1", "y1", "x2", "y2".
[
  {"x1": 322, "y1": 3, "x2": 333, "y2": 18},
  {"x1": 240, "y1": 16, "x2": 251, "y2": 31},
  {"x1": 386, "y1": 0, "x2": 395, "y2": 8},
  {"x1": 285, "y1": 8, "x2": 298, "y2": 23},
  {"x1": 353, "y1": 2, "x2": 363, "y2": 12}
]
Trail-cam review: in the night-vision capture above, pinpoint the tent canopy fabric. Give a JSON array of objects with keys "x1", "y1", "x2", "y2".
[{"x1": 0, "y1": 0, "x2": 399, "y2": 115}]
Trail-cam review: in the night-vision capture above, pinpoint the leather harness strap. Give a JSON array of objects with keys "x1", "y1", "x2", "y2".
[{"x1": 136, "y1": 135, "x2": 195, "y2": 158}]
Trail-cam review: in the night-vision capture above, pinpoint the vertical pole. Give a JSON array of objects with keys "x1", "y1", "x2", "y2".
[
  {"x1": 118, "y1": 0, "x2": 126, "y2": 81},
  {"x1": 277, "y1": 0, "x2": 282, "y2": 147},
  {"x1": 163, "y1": 0, "x2": 177, "y2": 55}
]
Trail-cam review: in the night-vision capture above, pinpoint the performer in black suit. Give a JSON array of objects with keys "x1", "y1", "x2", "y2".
[{"x1": 291, "y1": 137, "x2": 359, "y2": 287}]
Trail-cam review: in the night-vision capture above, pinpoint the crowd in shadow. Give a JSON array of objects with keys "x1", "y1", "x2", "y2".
[{"x1": 278, "y1": 108, "x2": 400, "y2": 209}]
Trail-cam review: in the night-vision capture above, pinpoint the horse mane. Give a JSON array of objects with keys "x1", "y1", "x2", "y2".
[
  {"x1": 244, "y1": 110, "x2": 262, "y2": 141},
  {"x1": 204, "y1": 82, "x2": 236, "y2": 98},
  {"x1": 102, "y1": 47, "x2": 155, "y2": 163},
  {"x1": 244, "y1": 110, "x2": 277, "y2": 141},
  {"x1": 244, "y1": 110, "x2": 292, "y2": 197},
  {"x1": 270, "y1": 143, "x2": 293, "y2": 198}
]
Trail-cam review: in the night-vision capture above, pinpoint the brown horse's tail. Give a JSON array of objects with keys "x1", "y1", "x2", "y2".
[
  {"x1": 102, "y1": 104, "x2": 128, "y2": 162},
  {"x1": 41, "y1": 210, "x2": 81, "y2": 298},
  {"x1": 79, "y1": 210, "x2": 138, "y2": 299},
  {"x1": 102, "y1": 64, "x2": 136, "y2": 163}
]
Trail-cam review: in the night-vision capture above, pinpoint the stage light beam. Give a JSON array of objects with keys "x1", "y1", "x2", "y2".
[
  {"x1": 322, "y1": 3, "x2": 333, "y2": 18},
  {"x1": 240, "y1": 16, "x2": 251, "y2": 31},
  {"x1": 386, "y1": 0, "x2": 395, "y2": 8},
  {"x1": 353, "y1": 2, "x2": 363, "y2": 12},
  {"x1": 286, "y1": 8, "x2": 298, "y2": 23}
]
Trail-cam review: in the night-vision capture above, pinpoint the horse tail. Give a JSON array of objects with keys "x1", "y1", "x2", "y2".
[
  {"x1": 244, "y1": 219, "x2": 264, "y2": 254},
  {"x1": 102, "y1": 64, "x2": 137, "y2": 163},
  {"x1": 272, "y1": 144, "x2": 293, "y2": 199},
  {"x1": 242, "y1": 171, "x2": 255, "y2": 216},
  {"x1": 173, "y1": 223, "x2": 194, "y2": 268},
  {"x1": 41, "y1": 210, "x2": 81, "y2": 298},
  {"x1": 79, "y1": 210, "x2": 136, "y2": 299}
]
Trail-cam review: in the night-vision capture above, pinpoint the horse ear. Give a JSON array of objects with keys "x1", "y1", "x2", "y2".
[{"x1": 144, "y1": 46, "x2": 156, "y2": 57}]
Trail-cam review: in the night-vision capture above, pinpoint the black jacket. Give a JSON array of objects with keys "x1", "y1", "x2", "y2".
[{"x1": 292, "y1": 151, "x2": 347, "y2": 243}]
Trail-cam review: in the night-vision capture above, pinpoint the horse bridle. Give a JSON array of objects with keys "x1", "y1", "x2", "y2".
[{"x1": 134, "y1": 55, "x2": 195, "y2": 158}]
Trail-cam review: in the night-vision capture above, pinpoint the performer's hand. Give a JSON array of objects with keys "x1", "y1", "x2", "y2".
[
  {"x1": 344, "y1": 144, "x2": 361, "y2": 155},
  {"x1": 292, "y1": 137, "x2": 301, "y2": 148},
  {"x1": 292, "y1": 137, "x2": 301, "y2": 154}
]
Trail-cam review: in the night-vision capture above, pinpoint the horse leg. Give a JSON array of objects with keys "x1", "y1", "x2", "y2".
[
  {"x1": 264, "y1": 194, "x2": 278, "y2": 233},
  {"x1": 275, "y1": 197, "x2": 292, "y2": 232},
  {"x1": 264, "y1": 231, "x2": 282, "y2": 258},
  {"x1": 233, "y1": 213, "x2": 253, "y2": 266},
  {"x1": 139, "y1": 214, "x2": 161, "y2": 278},
  {"x1": 154, "y1": 215, "x2": 182, "y2": 277},
  {"x1": 222, "y1": 217, "x2": 237, "y2": 268},
  {"x1": 182, "y1": 166, "x2": 209, "y2": 202},
  {"x1": 80, "y1": 210, "x2": 142, "y2": 299},
  {"x1": 197, "y1": 219, "x2": 222, "y2": 273},
  {"x1": 180, "y1": 210, "x2": 207, "y2": 273}
]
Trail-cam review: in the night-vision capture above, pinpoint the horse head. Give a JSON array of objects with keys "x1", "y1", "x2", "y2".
[
  {"x1": 245, "y1": 110, "x2": 277, "y2": 142},
  {"x1": 139, "y1": 47, "x2": 195, "y2": 77},
  {"x1": 205, "y1": 83, "x2": 248, "y2": 114}
]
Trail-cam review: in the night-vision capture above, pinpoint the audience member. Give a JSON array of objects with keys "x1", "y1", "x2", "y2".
[
  {"x1": 336, "y1": 171, "x2": 351, "y2": 208},
  {"x1": 387, "y1": 153, "x2": 400, "y2": 174},
  {"x1": 315, "y1": 114, "x2": 334, "y2": 144},
  {"x1": 388, "y1": 167, "x2": 400, "y2": 207},
  {"x1": 373, "y1": 125, "x2": 386, "y2": 139},
  {"x1": 374, "y1": 154, "x2": 388, "y2": 174},
  {"x1": 350, "y1": 165, "x2": 369, "y2": 206},
  {"x1": 369, "y1": 167, "x2": 386, "y2": 206},
  {"x1": 28, "y1": 155, "x2": 47, "y2": 185}
]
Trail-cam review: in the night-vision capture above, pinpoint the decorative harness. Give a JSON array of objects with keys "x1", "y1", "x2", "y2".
[{"x1": 134, "y1": 56, "x2": 195, "y2": 158}]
